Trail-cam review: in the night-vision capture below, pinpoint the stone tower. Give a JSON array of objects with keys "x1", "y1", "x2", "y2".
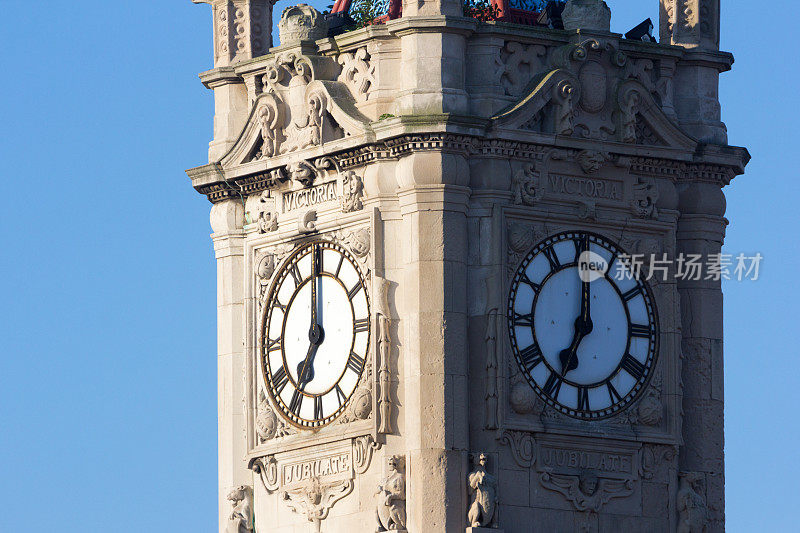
[{"x1": 186, "y1": 0, "x2": 748, "y2": 531}]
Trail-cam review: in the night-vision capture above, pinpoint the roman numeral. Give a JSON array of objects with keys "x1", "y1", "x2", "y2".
[
  {"x1": 542, "y1": 372, "x2": 563, "y2": 398},
  {"x1": 347, "y1": 352, "x2": 365, "y2": 375},
  {"x1": 335, "y1": 384, "x2": 347, "y2": 407},
  {"x1": 272, "y1": 300, "x2": 286, "y2": 313},
  {"x1": 519, "y1": 271, "x2": 541, "y2": 293},
  {"x1": 629, "y1": 323, "x2": 651, "y2": 338},
  {"x1": 354, "y1": 317, "x2": 370, "y2": 334},
  {"x1": 543, "y1": 246, "x2": 561, "y2": 271},
  {"x1": 573, "y1": 235, "x2": 589, "y2": 262},
  {"x1": 513, "y1": 312, "x2": 534, "y2": 328},
  {"x1": 335, "y1": 254, "x2": 345, "y2": 277},
  {"x1": 577, "y1": 386, "x2": 590, "y2": 411},
  {"x1": 289, "y1": 263, "x2": 303, "y2": 286},
  {"x1": 289, "y1": 389, "x2": 304, "y2": 415},
  {"x1": 348, "y1": 281, "x2": 363, "y2": 301},
  {"x1": 607, "y1": 382, "x2": 623, "y2": 404},
  {"x1": 272, "y1": 366, "x2": 289, "y2": 395},
  {"x1": 621, "y1": 286, "x2": 643, "y2": 302},
  {"x1": 266, "y1": 337, "x2": 282, "y2": 352},
  {"x1": 620, "y1": 353, "x2": 646, "y2": 380},
  {"x1": 519, "y1": 343, "x2": 544, "y2": 372},
  {"x1": 314, "y1": 395, "x2": 324, "y2": 420}
]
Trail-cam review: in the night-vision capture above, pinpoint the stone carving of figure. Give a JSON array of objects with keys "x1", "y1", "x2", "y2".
[
  {"x1": 677, "y1": 472, "x2": 708, "y2": 533},
  {"x1": 341, "y1": 171, "x2": 364, "y2": 213},
  {"x1": 376, "y1": 456, "x2": 406, "y2": 531},
  {"x1": 226, "y1": 485, "x2": 253, "y2": 533},
  {"x1": 467, "y1": 453, "x2": 498, "y2": 528}
]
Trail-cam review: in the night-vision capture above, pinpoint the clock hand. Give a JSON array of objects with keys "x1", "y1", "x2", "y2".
[
  {"x1": 297, "y1": 322, "x2": 325, "y2": 390},
  {"x1": 559, "y1": 258, "x2": 594, "y2": 376}
]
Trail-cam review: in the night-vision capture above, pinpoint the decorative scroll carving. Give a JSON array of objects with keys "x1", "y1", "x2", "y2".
[
  {"x1": 484, "y1": 309, "x2": 499, "y2": 430},
  {"x1": 375, "y1": 277, "x2": 394, "y2": 433},
  {"x1": 640, "y1": 445, "x2": 676, "y2": 481},
  {"x1": 257, "y1": 190, "x2": 278, "y2": 233},
  {"x1": 252, "y1": 455, "x2": 280, "y2": 492},
  {"x1": 467, "y1": 453, "x2": 499, "y2": 528},
  {"x1": 631, "y1": 177, "x2": 660, "y2": 219},
  {"x1": 539, "y1": 472, "x2": 635, "y2": 512},
  {"x1": 554, "y1": 80, "x2": 577, "y2": 136},
  {"x1": 282, "y1": 477, "x2": 354, "y2": 533},
  {"x1": 677, "y1": 472, "x2": 709, "y2": 533},
  {"x1": 499, "y1": 430, "x2": 536, "y2": 468},
  {"x1": 376, "y1": 456, "x2": 406, "y2": 532},
  {"x1": 511, "y1": 164, "x2": 542, "y2": 206},
  {"x1": 226, "y1": 485, "x2": 254, "y2": 533},
  {"x1": 299, "y1": 209, "x2": 317, "y2": 233},
  {"x1": 337, "y1": 48, "x2": 375, "y2": 102},
  {"x1": 353, "y1": 435, "x2": 381, "y2": 475}
]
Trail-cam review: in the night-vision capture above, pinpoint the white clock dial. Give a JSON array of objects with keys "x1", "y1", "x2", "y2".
[
  {"x1": 261, "y1": 241, "x2": 370, "y2": 428},
  {"x1": 507, "y1": 231, "x2": 659, "y2": 420}
]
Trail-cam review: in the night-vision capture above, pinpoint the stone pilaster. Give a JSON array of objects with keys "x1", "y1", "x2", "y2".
[
  {"x1": 194, "y1": 0, "x2": 275, "y2": 67},
  {"x1": 210, "y1": 200, "x2": 249, "y2": 533},
  {"x1": 660, "y1": 0, "x2": 728, "y2": 144},
  {"x1": 401, "y1": 0, "x2": 462, "y2": 17},
  {"x1": 675, "y1": 181, "x2": 727, "y2": 533},
  {"x1": 396, "y1": 152, "x2": 471, "y2": 532}
]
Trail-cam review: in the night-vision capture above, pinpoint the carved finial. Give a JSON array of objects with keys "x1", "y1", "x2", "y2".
[
  {"x1": 562, "y1": 0, "x2": 612, "y2": 32},
  {"x1": 278, "y1": 4, "x2": 327, "y2": 46},
  {"x1": 192, "y1": 0, "x2": 276, "y2": 67}
]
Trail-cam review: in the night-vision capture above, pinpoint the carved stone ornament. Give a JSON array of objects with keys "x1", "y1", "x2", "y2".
[
  {"x1": 539, "y1": 472, "x2": 635, "y2": 512},
  {"x1": 257, "y1": 190, "x2": 278, "y2": 233},
  {"x1": 337, "y1": 48, "x2": 375, "y2": 102},
  {"x1": 499, "y1": 430, "x2": 535, "y2": 468},
  {"x1": 277, "y1": 4, "x2": 327, "y2": 45},
  {"x1": 282, "y1": 477, "x2": 354, "y2": 533},
  {"x1": 677, "y1": 472, "x2": 709, "y2": 533},
  {"x1": 344, "y1": 228, "x2": 370, "y2": 258},
  {"x1": 376, "y1": 456, "x2": 406, "y2": 532},
  {"x1": 509, "y1": 378, "x2": 539, "y2": 415},
  {"x1": 495, "y1": 41, "x2": 547, "y2": 97},
  {"x1": 507, "y1": 222, "x2": 535, "y2": 254},
  {"x1": 353, "y1": 435, "x2": 381, "y2": 475},
  {"x1": 252, "y1": 455, "x2": 280, "y2": 492},
  {"x1": 576, "y1": 150, "x2": 607, "y2": 174},
  {"x1": 511, "y1": 164, "x2": 542, "y2": 206},
  {"x1": 640, "y1": 445, "x2": 676, "y2": 481},
  {"x1": 226, "y1": 485, "x2": 254, "y2": 533},
  {"x1": 484, "y1": 308, "x2": 500, "y2": 430},
  {"x1": 631, "y1": 177, "x2": 660, "y2": 219},
  {"x1": 374, "y1": 276, "x2": 394, "y2": 434},
  {"x1": 299, "y1": 209, "x2": 317, "y2": 234},
  {"x1": 256, "y1": 392, "x2": 296, "y2": 441},
  {"x1": 468, "y1": 453, "x2": 499, "y2": 528},
  {"x1": 340, "y1": 170, "x2": 365, "y2": 213},
  {"x1": 561, "y1": 0, "x2": 612, "y2": 32}
]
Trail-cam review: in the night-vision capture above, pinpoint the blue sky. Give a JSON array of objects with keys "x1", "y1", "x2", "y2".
[{"x1": 0, "y1": 1, "x2": 795, "y2": 531}]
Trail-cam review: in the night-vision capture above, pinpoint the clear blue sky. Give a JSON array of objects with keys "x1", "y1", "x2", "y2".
[{"x1": 0, "y1": 1, "x2": 794, "y2": 531}]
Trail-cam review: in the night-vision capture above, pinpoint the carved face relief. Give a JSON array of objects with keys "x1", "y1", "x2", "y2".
[
  {"x1": 507, "y1": 231, "x2": 659, "y2": 420},
  {"x1": 261, "y1": 240, "x2": 371, "y2": 428}
]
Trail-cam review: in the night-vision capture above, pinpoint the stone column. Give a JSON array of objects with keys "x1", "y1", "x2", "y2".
[
  {"x1": 659, "y1": 0, "x2": 728, "y2": 144},
  {"x1": 401, "y1": 0, "x2": 462, "y2": 17},
  {"x1": 675, "y1": 181, "x2": 727, "y2": 532},
  {"x1": 209, "y1": 200, "x2": 248, "y2": 533},
  {"x1": 193, "y1": 0, "x2": 274, "y2": 162},
  {"x1": 396, "y1": 151, "x2": 471, "y2": 532}
]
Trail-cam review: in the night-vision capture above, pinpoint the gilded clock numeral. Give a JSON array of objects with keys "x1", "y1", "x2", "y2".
[
  {"x1": 620, "y1": 353, "x2": 646, "y2": 380},
  {"x1": 621, "y1": 286, "x2": 643, "y2": 302},
  {"x1": 289, "y1": 389, "x2": 304, "y2": 415},
  {"x1": 577, "y1": 386, "x2": 590, "y2": 411},
  {"x1": 607, "y1": 382, "x2": 623, "y2": 403},
  {"x1": 335, "y1": 384, "x2": 347, "y2": 407},
  {"x1": 314, "y1": 396, "x2": 324, "y2": 420},
  {"x1": 347, "y1": 351, "x2": 365, "y2": 375},
  {"x1": 629, "y1": 323, "x2": 651, "y2": 338},
  {"x1": 334, "y1": 253, "x2": 345, "y2": 277},
  {"x1": 543, "y1": 246, "x2": 561, "y2": 271},
  {"x1": 272, "y1": 300, "x2": 286, "y2": 313},
  {"x1": 513, "y1": 312, "x2": 534, "y2": 328},
  {"x1": 348, "y1": 280, "x2": 363, "y2": 301},
  {"x1": 542, "y1": 371, "x2": 563, "y2": 398},
  {"x1": 272, "y1": 366, "x2": 289, "y2": 395},
  {"x1": 354, "y1": 318, "x2": 370, "y2": 334},
  {"x1": 266, "y1": 337, "x2": 282, "y2": 352},
  {"x1": 289, "y1": 263, "x2": 303, "y2": 286},
  {"x1": 519, "y1": 343, "x2": 543, "y2": 372}
]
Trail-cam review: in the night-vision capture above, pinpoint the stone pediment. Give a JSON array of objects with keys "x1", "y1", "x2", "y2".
[
  {"x1": 490, "y1": 38, "x2": 696, "y2": 151},
  {"x1": 219, "y1": 51, "x2": 373, "y2": 170}
]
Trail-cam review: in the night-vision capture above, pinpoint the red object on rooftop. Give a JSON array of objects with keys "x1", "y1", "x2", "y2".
[{"x1": 492, "y1": 0, "x2": 544, "y2": 26}]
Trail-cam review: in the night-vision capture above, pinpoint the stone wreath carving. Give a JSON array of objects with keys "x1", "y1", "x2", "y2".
[
  {"x1": 282, "y1": 477, "x2": 354, "y2": 533},
  {"x1": 376, "y1": 455, "x2": 406, "y2": 532},
  {"x1": 539, "y1": 472, "x2": 635, "y2": 512},
  {"x1": 225, "y1": 485, "x2": 254, "y2": 533},
  {"x1": 256, "y1": 392, "x2": 296, "y2": 442},
  {"x1": 467, "y1": 453, "x2": 499, "y2": 528}
]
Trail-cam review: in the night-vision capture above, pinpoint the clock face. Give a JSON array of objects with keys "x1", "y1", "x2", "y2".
[
  {"x1": 507, "y1": 231, "x2": 659, "y2": 420},
  {"x1": 261, "y1": 240, "x2": 370, "y2": 428}
]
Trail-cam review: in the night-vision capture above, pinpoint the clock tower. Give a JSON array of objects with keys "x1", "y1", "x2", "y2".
[{"x1": 187, "y1": 0, "x2": 748, "y2": 531}]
